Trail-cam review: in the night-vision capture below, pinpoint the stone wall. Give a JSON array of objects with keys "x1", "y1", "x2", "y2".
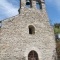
[{"x1": 0, "y1": 0, "x2": 56, "y2": 60}]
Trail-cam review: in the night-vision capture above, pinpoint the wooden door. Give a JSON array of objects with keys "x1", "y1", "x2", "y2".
[{"x1": 28, "y1": 50, "x2": 38, "y2": 60}]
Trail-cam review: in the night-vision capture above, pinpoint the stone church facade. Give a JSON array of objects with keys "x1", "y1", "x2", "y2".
[{"x1": 0, "y1": 0, "x2": 57, "y2": 60}]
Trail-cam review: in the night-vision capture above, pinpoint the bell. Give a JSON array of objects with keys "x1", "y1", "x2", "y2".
[
  {"x1": 26, "y1": 0, "x2": 30, "y2": 5},
  {"x1": 36, "y1": 1, "x2": 39, "y2": 4}
]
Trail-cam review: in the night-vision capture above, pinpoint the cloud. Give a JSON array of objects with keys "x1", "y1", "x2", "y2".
[
  {"x1": 55, "y1": 1, "x2": 60, "y2": 11},
  {"x1": 0, "y1": 0, "x2": 18, "y2": 20},
  {"x1": 46, "y1": 0, "x2": 60, "y2": 11}
]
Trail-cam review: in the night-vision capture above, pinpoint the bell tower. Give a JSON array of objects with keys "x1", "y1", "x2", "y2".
[{"x1": 18, "y1": 0, "x2": 45, "y2": 14}]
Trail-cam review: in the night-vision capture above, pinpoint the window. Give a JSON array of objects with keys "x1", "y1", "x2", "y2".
[
  {"x1": 29, "y1": 25, "x2": 35, "y2": 34},
  {"x1": 26, "y1": 0, "x2": 32, "y2": 8}
]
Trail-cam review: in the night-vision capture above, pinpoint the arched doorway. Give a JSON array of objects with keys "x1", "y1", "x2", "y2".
[{"x1": 28, "y1": 50, "x2": 38, "y2": 60}]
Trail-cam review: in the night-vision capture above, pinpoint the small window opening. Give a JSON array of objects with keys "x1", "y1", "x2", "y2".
[
  {"x1": 29, "y1": 25, "x2": 35, "y2": 34},
  {"x1": 36, "y1": 0, "x2": 42, "y2": 9},
  {"x1": 26, "y1": 0, "x2": 32, "y2": 8}
]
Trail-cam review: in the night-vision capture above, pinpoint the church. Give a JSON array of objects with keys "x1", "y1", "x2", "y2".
[{"x1": 0, "y1": 0, "x2": 57, "y2": 60}]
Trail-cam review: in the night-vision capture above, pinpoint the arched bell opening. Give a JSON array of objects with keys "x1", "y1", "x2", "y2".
[{"x1": 36, "y1": 0, "x2": 42, "y2": 9}]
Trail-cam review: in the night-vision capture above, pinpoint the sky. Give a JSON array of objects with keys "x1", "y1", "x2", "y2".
[{"x1": 0, "y1": 0, "x2": 60, "y2": 25}]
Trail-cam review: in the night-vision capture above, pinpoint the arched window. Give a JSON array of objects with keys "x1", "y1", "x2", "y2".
[
  {"x1": 26, "y1": 0, "x2": 32, "y2": 8},
  {"x1": 29, "y1": 25, "x2": 35, "y2": 34},
  {"x1": 28, "y1": 50, "x2": 38, "y2": 60}
]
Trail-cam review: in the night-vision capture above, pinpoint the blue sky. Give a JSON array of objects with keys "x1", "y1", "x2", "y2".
[{"x1": 0, "y1": 0, "x2": 60, "y2": 25}]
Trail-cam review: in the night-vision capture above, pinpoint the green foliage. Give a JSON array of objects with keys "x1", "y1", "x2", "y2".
[
  {"x1": 54, "y1": 23, "x2": 60, "y2": 58},
  {"x1": 54, "y1": 23, "x2": 60, "y2": 34},
  {"x1": 54, "y1": 27, "x2": 60, "y2": 34}
]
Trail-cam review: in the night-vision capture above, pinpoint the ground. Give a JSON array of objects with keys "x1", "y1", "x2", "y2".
[{"x1": 56, "y1": 40, "x2": 60, "y2": 60}]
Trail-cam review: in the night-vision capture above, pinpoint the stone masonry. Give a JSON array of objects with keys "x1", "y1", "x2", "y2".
[{"x1": 0, "y1": 0, "x2": 57, "y2": 60}]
